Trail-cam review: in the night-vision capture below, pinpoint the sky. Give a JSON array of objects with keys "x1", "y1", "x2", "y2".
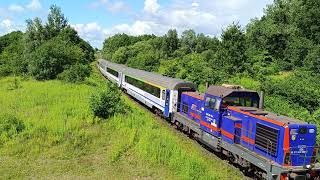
[{"x1": 0, "y1": 0, "x2": 273, "y2": 48}]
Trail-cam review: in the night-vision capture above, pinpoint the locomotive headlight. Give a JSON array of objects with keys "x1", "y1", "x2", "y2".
[
  {"x1": 309, "y1": 129, "x2": 315, "y2": 134},
  {"x1": 291, "y1": 135, "x2": 296, "y2": 140}
]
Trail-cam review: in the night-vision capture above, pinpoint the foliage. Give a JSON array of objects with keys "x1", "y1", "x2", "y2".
[
  {"x1": 28, "y1": 35, "x2": 86, "y2": 80},
  {"x1": 263, "y1": 71, "x2": 320, "y2": 112},
  {"x1": 163, "y1": 29, "x2": 179, "y2": 56},
  {"x1": 58, "y1": 63, "x2": 91, "y2": 83},
  {"x1": 217, "y1": 23, "x2": 247, "y2": 74},
  {"x1": 0, "y1": 115, "x2": 25, "y2": 145},
  {"x1": 0, "y1": 31, "x2": 25, "y2": 76},
  {"x1": 90, "y1": 83, "x2": 126, "y2": 119},
  {"x1": 6, "y1": 77, "x2": 22, "y2": 90},
  {"x1": 0, "y1": 5, "x2": 94, "y2": 82},
  {"x1": 304, "y1": 45, "x2": 320, "y2": 74}
]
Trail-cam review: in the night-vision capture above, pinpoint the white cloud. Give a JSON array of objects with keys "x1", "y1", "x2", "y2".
[
  {"x1": 77, "y1": 0, "x2": 273, "y2": 48},
  {"x1": 104, "y1": 20, "x2": 166, "y2": 36},
  {"x1": 107, "y1": 1, "x2": 130, "y2": 13},
  {"x1": 192, "y1": 2, "x2": 199, "y2": 8},
  {"x1": 91, "y1": 0, "x2": 131, "y2": 13},
  {"x1": 144, "y1": 0, "x2": 160, "y2": 14},
  {"x1": 0, "y1": 19, "x2": 13, "y2": 29},
  {"x1": 27, "y1": 0, "x2": 42, "y2": 11},
  {"x1": 72, "y1": 22, "x2": 106, "y2": 48},
  {"x1": 0, "y1": 19, "x2": 20, "y2": 35},
  {"x1": 8, "y1": 4, "x2": 24, "y2": 12},
  {"x1": 72, "y1": 20, "x2": 167, "y2": 48}
]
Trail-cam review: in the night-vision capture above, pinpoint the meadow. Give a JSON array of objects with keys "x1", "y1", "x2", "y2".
[{"x1": 0, "y1": 68, "x2": 243, "y2": 179}]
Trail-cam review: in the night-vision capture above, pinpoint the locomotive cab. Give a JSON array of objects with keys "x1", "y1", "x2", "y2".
[{"x1": 200, "y1": 85, "x2": 260, "y2": 138}]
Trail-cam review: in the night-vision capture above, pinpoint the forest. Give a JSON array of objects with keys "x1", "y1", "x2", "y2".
[
  {"x1": 102, "y1": 0, "x2": 320, "y2": 135},
  {"x1": 0, "y1": 5, "x2": 95, "y2": 83}
]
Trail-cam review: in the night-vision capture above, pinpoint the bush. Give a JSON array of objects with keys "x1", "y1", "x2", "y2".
[
  {"x1": 0, "y1": 115, "x2": 25, "y2": 144},
  {"x1": 7, "y1": 77, "x2": 22, "y2": 90},
  {"x1": 89, "y1": 84, "x2": 127, "y2": 119},
  {"x1": 58, "y1": 64, "x2": 91, "y2": 83},
  {"x1": 262, "y1": 71, "x2": 320, "y2": 112}
]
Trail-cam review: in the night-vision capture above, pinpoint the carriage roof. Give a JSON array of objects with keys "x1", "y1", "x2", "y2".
[{"x1": 99, "y1": 59, "x2": 197, "y2": 90}]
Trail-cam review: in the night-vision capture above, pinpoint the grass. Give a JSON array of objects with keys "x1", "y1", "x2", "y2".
[{"x1": 0, "y1": 67, "x2": 243, "y2": 179}]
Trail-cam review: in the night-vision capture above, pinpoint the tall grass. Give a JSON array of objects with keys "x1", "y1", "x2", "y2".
[{"x1": 0, "y1": 67, "x2": 243, "y2": 179}]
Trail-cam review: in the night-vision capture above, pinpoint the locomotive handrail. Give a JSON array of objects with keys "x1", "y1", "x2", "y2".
[{"x1": 287, "y1": 145, "x2": 320, "y2": 166}]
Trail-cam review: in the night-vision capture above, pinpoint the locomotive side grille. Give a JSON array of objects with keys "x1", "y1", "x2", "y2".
[{"x1": 255, "y1": 123, "x2": 279, "y2": 156}]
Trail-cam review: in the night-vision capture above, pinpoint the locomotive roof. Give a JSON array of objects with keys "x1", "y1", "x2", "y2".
[
  {"x1": 206, "y1": 85, "x2": 259, "y2": 98},
  {"x1": 99, "y1": 59, "x2": 197, "y2": 90},
  {"x1": 232, "y1": 107, "x2": 307, "y2": 125}
]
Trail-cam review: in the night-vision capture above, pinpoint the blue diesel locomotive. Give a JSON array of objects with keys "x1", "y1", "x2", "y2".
[
  {"x1": 178, "y1": 86, "x2": 318, "y2": 179},
  {"x1": 97, "y1": 59, "x2": 320, "y2": 180}
]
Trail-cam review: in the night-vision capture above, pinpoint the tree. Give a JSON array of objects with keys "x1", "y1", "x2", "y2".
[
  {"x1": 45, "y1": 5, "x2": 68, "y2": 39},
  {"x1": 20, "y1": 5, "x2": 94, "y2": 81},
  {"x1": 0, "y1": 31, "x2": 25, "y2": 76},
  {"x1": 102, "y1": 33, "x2": 132, "y2": 60},
  {"x1": 289, "y1": 0, "x2": 320, "y2": 44},
  {"x1": 126, "y1": 41, "x2": 160, "y2": 72},
  {"x1": 25, "y1": 17, "x2": 46, "y2": 53},
  {"x1": 58, "y1": 63, "x2": 91, "y2": 83},
  {"x1": 195, "y1": 33, "x2": 210, "y2": 53},
  {"x1": 163, "y1": 29, "x2": 179, "y2": 56},
  {"x1": 304, "y1": 45, "x2": 320, "y2": 74},
  {"x1": 58, "y1": 27, "x2": 95, "y2": 63},
  {"x1": 112, "y1": 46, "x2": 130, "y2": 64},
  {"x1": 0, "y1": 31, "x2": 23, "y2": 53},
  {"x1": 181, "y1": 29, "x2": 197, "y2": 53},
  {"x1": 28, "y1": 36, "x2": 85, "y2": 80},
  {"x1": 218, "y1": 23, "x2": 247, "y2": 74}
]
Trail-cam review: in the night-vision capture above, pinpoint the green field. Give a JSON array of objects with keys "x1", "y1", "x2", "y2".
[{"x1": 0, "y1": 68, "x2": 243, "y2": 179}]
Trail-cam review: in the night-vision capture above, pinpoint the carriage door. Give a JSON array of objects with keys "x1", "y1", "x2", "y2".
[
  {"x1": 118, "y1": 72, "x2": 122, "y2": 87},
  {"x1": 164, "y1": 89, "x2": 171, "y2": 118}
]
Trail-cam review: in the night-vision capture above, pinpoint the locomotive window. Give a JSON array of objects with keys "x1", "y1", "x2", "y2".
[
  {"x1": 205, "y1": 97, "x2": 219, "y2": 111},
  {"x1": 223, "y1": 96, "x2": 258, "y2": 108},
  {"x1": 106, "y1": 67, "x2": 119, "y2": 77},
  {"x1": 125, "y1": 75, "x2": 160, "y2": 98},
  {"x1": 182, "y1": 102, "x2": 188, "y2": 114}
]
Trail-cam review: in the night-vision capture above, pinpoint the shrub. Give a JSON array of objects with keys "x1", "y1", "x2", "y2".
[
  {"x1": 58, "y1": 63, "x2": 91, "y2": 83},
  {"x1": 89, "y1": 84, "x2": 127, "y2": 119},
  {"x1": 0, "y1": 115, "x2": 25, "y2": 144},
  {"x1": 262, "y1": 71, "x2": 320, "y2": 112},
  {"x1": 7, "y1": 77, "x2": 22, "y2": 90}
]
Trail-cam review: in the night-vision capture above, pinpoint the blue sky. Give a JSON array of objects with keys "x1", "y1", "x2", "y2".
[{"x1": 0, "y1": 0, "x2": 273, "y2": 48}]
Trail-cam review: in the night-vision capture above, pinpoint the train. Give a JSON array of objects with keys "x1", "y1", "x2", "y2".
[{"x1": 97, "y1": 59, "x2": 320, "y2": 180}]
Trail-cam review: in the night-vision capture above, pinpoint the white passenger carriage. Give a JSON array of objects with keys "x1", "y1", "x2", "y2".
[{"x1": 97, "y1": 59, "x2": 197, "y2": 118}]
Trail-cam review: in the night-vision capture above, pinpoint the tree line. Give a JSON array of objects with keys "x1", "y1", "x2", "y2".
[
  {"x1": 102, "y1": 0, "x2": 320, "y2": 128},
  {"x1": 0, "y1": 5, "x2": 95, "y2": 82}
]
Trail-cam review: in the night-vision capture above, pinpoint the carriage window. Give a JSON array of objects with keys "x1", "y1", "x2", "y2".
[
  {"x1": 125, "y1": 75, "x2": 160, "y2": 98},
  {"x1": 182, "y1": 102, "x2": 188, "y2": 114},
  {"x1": 162, "y1": 90, "x2": 166, "y2": 100},
  {"x1": 205, "y1": 97, "x2": 219, "y2": 111},
  {"x1": 106, "y1": 67, "x2": 119, "y2": 77}
]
